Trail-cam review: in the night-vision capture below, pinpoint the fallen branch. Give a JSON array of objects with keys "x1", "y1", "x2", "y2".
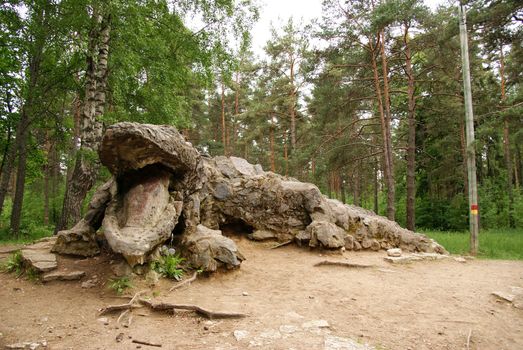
[
  {"x1": 99, "y1": 290, "x2": 147, "y2": 315},
  {"x1": 132, "y1": 339, "x2": 162, "y2": 347},
  {"x1": 271, "y1": 240, "x2": 293, "y2": 249},
  {"x1": 139, "y1": 298, "x2": 247, "y2": 319},
  {"x1": 314, "y1": 260, "x2": 375, "y2": 269},
  {"x1": 116, "y1": 309, "x2": 129, "y2": 324},
  {"x1": 169, "y1": 271, "x2": 197, "y2": 292}
]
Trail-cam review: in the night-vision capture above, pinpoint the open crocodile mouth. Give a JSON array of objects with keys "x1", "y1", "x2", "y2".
[
  {"x1": 98, "y1": 123, "x2": 199, "y2": 266},
  {"x1": 102, "y1": 164, "x2": 183, "y2": 266}
]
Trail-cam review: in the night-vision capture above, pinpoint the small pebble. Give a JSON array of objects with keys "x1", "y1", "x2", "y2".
[{"x1": 242, "y1": 291, "x2": 249, "y2": 296}]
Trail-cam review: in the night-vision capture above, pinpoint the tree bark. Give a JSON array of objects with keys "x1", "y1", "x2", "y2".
[
  {"x1": 10, "y1": 110, "x2": 31, "y2": 237},
  {"x1": 379, "y1": 30, "x2": 395, "y2": 221},
  {"x1": 404, "y1": 24, "x2": 417, "y2": 231},
  {"x1": 369, "y1": 38, "x2": 394, "y2": 221},
  {"x1": 221, "y1": 80, "x2": 227, "y2": 155},
  {"x1": 269, "y1": 124, "x2": 275, "y2": 172},
  {"x1": 289, "y1": 54, "x2": 296, "y2": 152},
  {"x1": 0, "y1": 98, "x2": 16, "y2": 217},
  {"x1": 499, "y1": 46, "x2": 514, "y2": 227},
  {"x1": 56, "y1": 12, "x2": 110, "y2": 232}
]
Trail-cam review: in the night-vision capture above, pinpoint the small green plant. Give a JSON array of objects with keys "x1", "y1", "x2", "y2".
[
  {"x1": 3, "y1": 251, "x2": 24, "y2": 276},
  {"x1": 26, "y1": 267, "x2": 40, "y2": 282},
  {"x1": 108, "y1": 276, "x2": 133, "y2": 295},
  {"x1": 150, "y1": 254, "x2": 185, "y2": 280}
]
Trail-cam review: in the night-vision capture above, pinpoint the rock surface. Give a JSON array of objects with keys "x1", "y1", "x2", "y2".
[
  {"x1": 53, "y1": 122, "x2": 447, "y2": 271},
  {"x1": 20, "y1": 249, "x2": 57, "y2": 273},
  {"x1": 42, "y1": 270, "x2": 85, "y2": 282}
]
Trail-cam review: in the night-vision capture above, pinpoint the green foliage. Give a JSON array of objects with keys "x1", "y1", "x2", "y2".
[
  {"x1": 108, "y1": 276, "x2": 133, "y2": 295},
  {"x1": 423, "y1": 229, "x2": 523, "y2": 260},
  {"x1": 150, "y1": 254, "x2": 185, "y2": 280},
  {"x1": 2, "y1": 251, "x2": 24, "y2": 276}
]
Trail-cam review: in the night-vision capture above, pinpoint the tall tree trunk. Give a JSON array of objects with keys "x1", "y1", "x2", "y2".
[
  {"x1": 379, "y1": 30, "x2": 395, "y2": 221},
  {"x1": 404, "y1": 25, "x2": 417, "y2": 231},
  {"x1": 269, "y1": 124, "x2": 275, "y2": 172},
  {"x1": 56, "y1": 13, "x2": 110, "y2": 232},
  {"x1": 499, "y1": 46, "x2": 514, "y2": 227},
  {"x1": 369, "y1": 39, "x2": 394, "y2": 220},
  {"x1": 0, "y1": 97, "x2": 16, "y2": 216},
  {"x1": 10, "y1": 110, "x2": 31, "y2": 237},
  {"x1": 374, "y1": 157, "x2": 379, "y2": 214},
  {"x1": 289, "y1": 55, "x2": 296, "y2": 152},
  {"x1": 353, "y1": 168, "x2": 361, "y2": 206},
  {"x1": 284, "y1": 136, "x2": 288, "y2": 176},
  {"x1": 221, "y1": 80, "x2": 227, "y2": 155}
]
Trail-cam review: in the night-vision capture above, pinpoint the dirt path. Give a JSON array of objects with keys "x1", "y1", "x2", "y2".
[{"x1": 1, "y1": 237, "x2": 522, "y2": 350}]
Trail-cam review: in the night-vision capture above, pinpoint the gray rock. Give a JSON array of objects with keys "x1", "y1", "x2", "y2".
[
  {"x1": 53, "y1": 122, "x2": 448, "y2": 273},
  {"x1": 20, "y1": 249, "x2": 57, "y2": 273},
  {"x1": 42, "y1": 271, "x2": 85, "y2": 282},
  {"x1": 145, "y1": 270, "x2": 160, "y2": 286},
  {"x1": 183, "y1": 225, "x2": 245, "y2": 271},
  {"x1": 279, "y1": 325, "x2": 299, "y2": 334},
  {"x1": 302, "y1": 320, "x2": 330, "y2": 329},
  {"x1": 103, "y1": 169, "x2": 181, "y2": 266},
  {"x1": 81, "y1": 279, "x2": 97, "y2": 289},
  {"x1": 233, "y1": 330, "x2": 249, "y2": 341},
  {"x1": 454, "y1": 257, "x2": 467, "y2": 263},
  {"x1": 324, "y1": 335, "x2": 375, "y2": 350},
  {"x1": 5, "y1": 340, "x2": 48, "y2": 350},
  {"x1": 259, "y1": 329, "x2": 282, "y2": 340},
  {"x1": 97, "y1": 317, "x2": 109, "y2": 325},
  {"x1": 308, "y1": 221, "x2": 345, "y2": 249},
  {"x1": 387, "y1": 248, "x2": 402, "y2": 257},
  {"x1": 110, "y1": 261, "x2": 133, "y2": 277},
  {"x1": 384, "y1": 256, "x2": 423, "y2": 264},
  {"x1": 249, "y1": 230, "x2": 276, "y2": 241}
]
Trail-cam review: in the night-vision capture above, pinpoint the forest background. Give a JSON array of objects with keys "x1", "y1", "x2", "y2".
[{"x1": 0, "y1": 0, "x2": 521, "y2": 256}]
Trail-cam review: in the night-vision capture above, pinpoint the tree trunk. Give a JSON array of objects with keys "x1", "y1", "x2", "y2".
[
  {"x1": 289, "y1": 55, "x2": 296, "y2": 152},
  {"x1": 10, "y1": 110, "x2": 31, "y2": 237},
  {"x1": 221, "y1": 80, "x2": 227, "y2": 155},
  {"x1": 404, "y1": 25, "x2": 416, "y2": 231},
  {"x1": 379, "y1": 30, "x2": 395, "y2": 221},
  {"x1": 499, "y1": 46, "x2": 514, "y2": 227},
  {"x1": 269, "y1": 124, "x2": 275, "y2": 172},
  {"x1": 56, "y1": 13, "x2": 110, "y2": 232},
  {"x1": 0, "y1": 102, "x2": 16, "y2": 216},
  {"x1": 369, "y1": 39, "x2": 394, "y2": 221},
  {"x1": 374, "y1": 157, "x2": 379, "y2": 214}
]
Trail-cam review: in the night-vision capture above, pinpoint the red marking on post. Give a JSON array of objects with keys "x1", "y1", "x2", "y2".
[{"x1": 471, "y1": 204, "x2": 478, "y2": 210}]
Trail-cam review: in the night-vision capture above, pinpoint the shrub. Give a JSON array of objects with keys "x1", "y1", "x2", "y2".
[{"x1": 150, "y1": 254, "x2": 185, "y2": 280}]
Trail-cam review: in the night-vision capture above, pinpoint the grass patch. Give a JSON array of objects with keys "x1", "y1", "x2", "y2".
[
  {"x1": 108, "y1": 276, "x2": 133, "y2": 295},
  {"x1": 422, "y1": 229, "x2": 523, "y2": 260},
  {"x1": 150, "y1": 254, "x2": 185, "y2": 280}
]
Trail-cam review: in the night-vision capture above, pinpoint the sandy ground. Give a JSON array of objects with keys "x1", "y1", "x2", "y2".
[{"x1": 0, "y1": 236, "x2": 522, "y2": 350}]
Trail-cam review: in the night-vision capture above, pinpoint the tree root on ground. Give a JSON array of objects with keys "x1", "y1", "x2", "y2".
[
  {"x1": 169, "y1": 271, "x2": 198, "y2": 292},
  {"x1": 313, "y1": 260, "x2": 375, "y2": 269},
  {"x1": 99, "y1": 290, "x2": 247, "y2": 320}
]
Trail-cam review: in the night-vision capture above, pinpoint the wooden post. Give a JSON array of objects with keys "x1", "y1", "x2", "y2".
[{"x1": 458, "y1": 3, "x2": 479, "y2": 255}]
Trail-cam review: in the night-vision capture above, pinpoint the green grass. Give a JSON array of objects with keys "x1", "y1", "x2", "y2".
[{"x1": 422, "y1": 229, "x2": 523, "y2": 260}]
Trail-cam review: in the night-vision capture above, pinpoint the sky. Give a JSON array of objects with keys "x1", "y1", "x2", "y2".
[{"x1": 251, "y1": 0, "x2": 449, "y2": 55}]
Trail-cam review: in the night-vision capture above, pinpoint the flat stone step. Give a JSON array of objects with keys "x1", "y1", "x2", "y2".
[
  {"x1": 20, "y1": 249, "x2": 57, "y2": 272},
  {"x1": 384, "y1": 253, "x2": 450, "y2": 264},
  {"x1": 42, "y1": 270, "x2": 85, "y2": 282}
]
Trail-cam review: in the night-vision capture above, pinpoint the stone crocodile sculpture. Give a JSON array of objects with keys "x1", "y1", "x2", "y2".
[{"x1": 52, "y1": 122, "x2": 447, "y2": 271}]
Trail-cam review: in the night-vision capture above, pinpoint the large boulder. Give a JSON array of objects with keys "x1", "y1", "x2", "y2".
[{"x1": 53, "y1": 122, "x2": 447, "y2": 271}]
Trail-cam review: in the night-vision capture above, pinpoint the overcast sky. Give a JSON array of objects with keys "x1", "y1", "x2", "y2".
[{"x1": 251, "y1": 0, "x2": 450, "y2": 55}]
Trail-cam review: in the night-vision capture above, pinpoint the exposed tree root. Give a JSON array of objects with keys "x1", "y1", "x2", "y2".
[
  {"x1": 314, "y1": 260, "x2": 375, "y2": 269},
  {"x1": 139, "y1": 298, "x2": 247, "y2": 319},
  {"x1": 132, "y1": 339, "x2": 162, "y2": 347},
  {"x1": 270, "y1": 240, "x2": 293, "y2": 249},
  {"x1": 169, "y1": 271, "x2": 197, "y2": 292},
  {"x1": 98, "y1": 289, "x2": 247, "y2": 320},
  {"x1": 98, "y1": 290, "x2": 147, "y2": 315}
]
